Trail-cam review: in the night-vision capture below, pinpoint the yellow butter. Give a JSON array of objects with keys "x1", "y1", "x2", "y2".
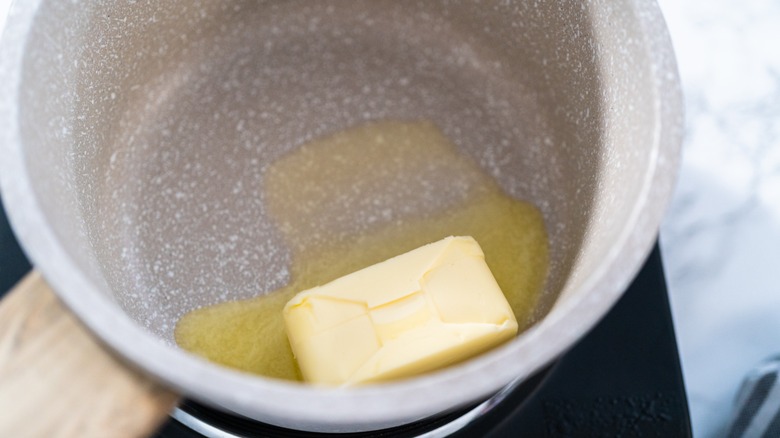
[{"x1": 283, "y1": 236, "x2": 518, "y2": 386}]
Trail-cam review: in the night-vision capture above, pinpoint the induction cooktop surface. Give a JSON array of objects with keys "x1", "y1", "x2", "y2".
[{"x1": 0, "y1": 201, "x2": 691, "y2": 437}]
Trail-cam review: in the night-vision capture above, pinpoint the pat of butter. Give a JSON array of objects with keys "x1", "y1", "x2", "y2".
[{"x1": 283, "y1": 236, "x2": 518, "y2": 386}]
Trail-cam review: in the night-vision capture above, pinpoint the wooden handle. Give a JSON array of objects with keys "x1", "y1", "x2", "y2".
[{"x1": 0, "y1": 271, "x2": 180, "y2": 437}]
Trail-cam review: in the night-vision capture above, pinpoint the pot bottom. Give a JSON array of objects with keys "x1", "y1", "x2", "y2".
[
  {"x1": 152, "y1": 245, "x2": 692, "y2": 437},
  {"x1": 166, "y1": 368, "x2": 553, "y2": 438}
]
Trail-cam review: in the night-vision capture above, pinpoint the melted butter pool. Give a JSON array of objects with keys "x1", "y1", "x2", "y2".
[{"x1": 175, "y1": 120, "x2": 549, "y2": 381}]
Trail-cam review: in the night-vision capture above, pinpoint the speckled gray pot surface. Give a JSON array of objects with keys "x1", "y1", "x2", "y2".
[{"x1": 0, "y1": 0, "x2": 681, "y2": 433}]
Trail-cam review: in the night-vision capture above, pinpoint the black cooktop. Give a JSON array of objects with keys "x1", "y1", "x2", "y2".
[{"x1": 0, "y1": 200, "x2": 691, "y2": 437}]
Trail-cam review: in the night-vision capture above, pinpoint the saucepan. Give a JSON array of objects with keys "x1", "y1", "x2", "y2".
[{"x1": 0, "y1": 0, "x2": 682, "y2": 435}]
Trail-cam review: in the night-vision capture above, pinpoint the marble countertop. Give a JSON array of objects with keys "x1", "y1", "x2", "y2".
[
  {"x1": 658, "y1": 0, "x2": 780, "y2": 436},
  {"x1": 2, "y1": 1, "x2": 776, "y2": 436}
]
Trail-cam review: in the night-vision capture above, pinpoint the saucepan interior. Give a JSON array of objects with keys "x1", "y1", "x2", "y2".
[{"x1": 2, "y1": 0, "x2": 681, "y2": 432}]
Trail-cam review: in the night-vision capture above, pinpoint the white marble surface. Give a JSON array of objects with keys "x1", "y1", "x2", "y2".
[
  {"x1": 0, "y1": 0, "x2": 10, "y2": 39},
  {"x1": 1, "y1": 0, "x2": 777, "y2": 436},
  {"x1": 658, "y1": 0, "x2": 780, "y2": 436}
]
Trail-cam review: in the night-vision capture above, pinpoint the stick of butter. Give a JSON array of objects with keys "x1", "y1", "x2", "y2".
[{"x1": 283, "y1": 236, "x2": 518, "y2": 386}]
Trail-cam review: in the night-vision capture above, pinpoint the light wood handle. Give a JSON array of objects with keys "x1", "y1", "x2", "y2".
[{"x1": 0, "y1": 271, "x2": 180, "y2": 437}]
